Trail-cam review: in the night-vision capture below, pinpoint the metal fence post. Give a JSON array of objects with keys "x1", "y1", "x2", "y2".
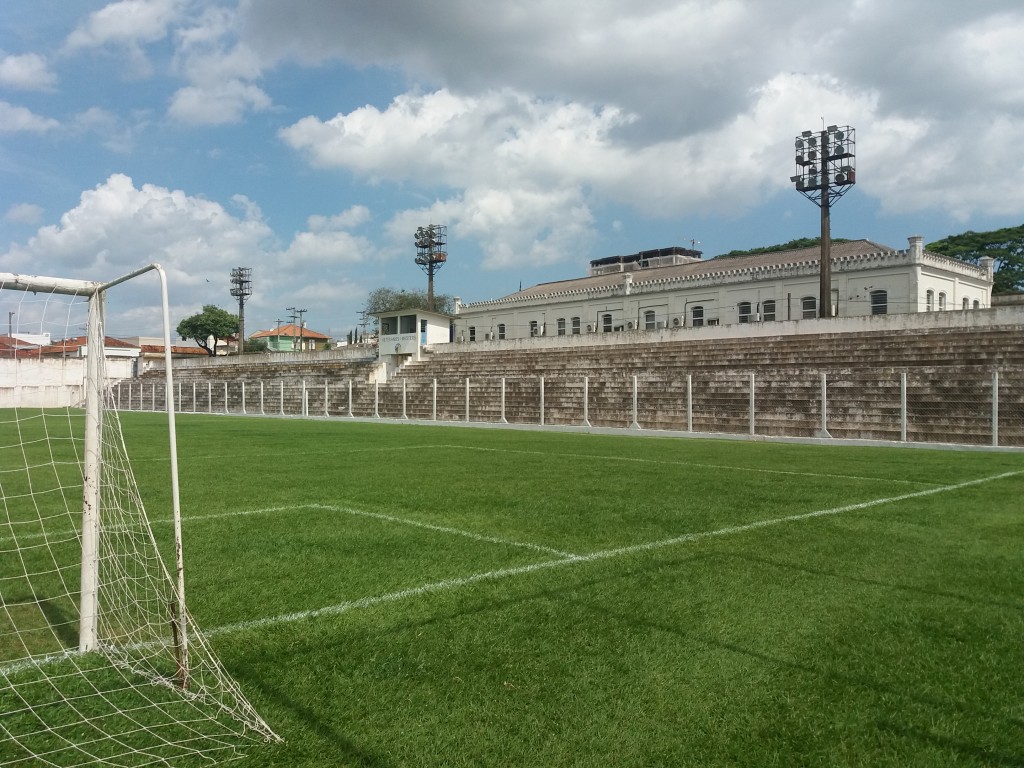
[
  {"x1": 686, "y1": 374, "x2": 693, "y2": 432},
  {"x1": 347, "y1": 379, "x2": 354, "y2": 418},
  {"x1": 539, "y1": 375, "x2": 545, "y2": 426},
  {"x1": 464, "y1": 377, "x2": 470, "y2": 423},
  {"x1": 279, "y1": 380, "x2": 284, "y2": 416},
  {"x1": 817, "y1": 372, "x2": 831, "y2": 438},
  {"x1": 630, "y1": 375, "x2": 640, "y2": 429},
  {"x1": 582, "y1": 376, "x2": 591, "y2": 427},
  {"x1": 374, "y1": 380, "x2": 380, "y2": 418},
  {"x1": 402, "y1": 379, "x2": 408, "y2": 420},
  {"x1": 432, "y1": 378, "x2": 437, "y2": 421},
  {"x1": 223, "y1": 381, "x2": 228, "y2": 414},
  {"x1": 992, "y1": 370, "x2": 1000, "y2": 447},
  {"x1": 500, "y1": 377, "x2": 508, "y2": 424},
  {"x1": 900, "y1": 372, "x2": 908, "y2": 442},
  {"x1": 241, "y1": 380, "x2": 246, "y2": 415},
  {"x1": 749, "y1": 372, "x2": 755, "y2": 436},
  {"x1": 260, "y1": 380, "x2": 264, "y2": 415}
]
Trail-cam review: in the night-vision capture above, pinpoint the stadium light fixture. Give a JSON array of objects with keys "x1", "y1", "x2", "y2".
[
  {"x1": 415, "y1": 224, "x2": 448, "y2": 313},
  {"x1": 790, "y1": 124, "x2": 856, "y2": 318}
]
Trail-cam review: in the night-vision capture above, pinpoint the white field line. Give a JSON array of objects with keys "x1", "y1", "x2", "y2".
[
  {"x1": 207, "y1": 469, "x2": 1023, "y2": 637},
  {"x1": 438, "y1": 444, "x2": 946, "y2": 487},
  {"x1": 4, "y1": 469, "x2": 1020, "y2": 677},
  {"x1": 303, "y1": 503, "x2": 578, "y2": 559}
]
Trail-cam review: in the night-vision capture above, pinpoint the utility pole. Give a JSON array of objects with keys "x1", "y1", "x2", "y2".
[
  {"x1": 287, "y1": 306, "x2": 307, "y2": 351},
  {"x1": 229, "y1": 267, "x2": 252, "y2": 353}
]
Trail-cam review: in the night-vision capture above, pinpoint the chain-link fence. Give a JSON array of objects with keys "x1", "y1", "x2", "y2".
[{"x1": 111, "y1": 366, "x2": 1024, "y2": 448}]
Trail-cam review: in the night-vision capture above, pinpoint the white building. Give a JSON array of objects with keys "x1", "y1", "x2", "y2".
[
  {"x1": 452, "y1": 236, "x2": 994, "y2": 341},
  {"x1": 375, "y1": 308, "x2": 453, "y2": 367}
]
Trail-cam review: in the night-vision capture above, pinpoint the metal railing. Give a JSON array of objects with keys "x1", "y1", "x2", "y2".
[{"x1": 110, "y1": 366, "x2": 1024, "y2": 449}]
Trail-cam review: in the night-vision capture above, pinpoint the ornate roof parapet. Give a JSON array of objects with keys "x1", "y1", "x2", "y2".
[{"x1": 459, "y1": 239, "x2": 990, "y2": 311}]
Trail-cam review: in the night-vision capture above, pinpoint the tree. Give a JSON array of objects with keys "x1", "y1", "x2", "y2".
[
  {"x1": 362, "y1": 288, "x2": 455, "y2": 328},
  {"x1": 717, "y1": 237, "x2": 851, "y2": 258},
  {"x1": 243, "y1": 338, "x2": 269, "y2": 353},
  {"x1": 927, "y1": 225, "x2": 1024, "y2": 294},
  {"x1": 177, "y1": 305, "x2": 239, "y2": 356}
]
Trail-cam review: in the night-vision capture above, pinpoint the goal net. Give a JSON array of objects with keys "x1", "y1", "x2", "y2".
[{"x1": 0, "y1": 267, "x2": 279, "y2": 766}]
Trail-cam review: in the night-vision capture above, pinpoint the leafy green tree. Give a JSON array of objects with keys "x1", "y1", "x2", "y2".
[
  {"x1": 243, "y1": 338, "x2": 269, "y2": 353},
  {"x1": 717, "y1": 237, "x2": 851, "y2": 258},
  {"x1": 362, "y1": 288, "x2": 455, "y2": 328},
  {"x1": 927, "y1": 225, "x2": 1024, "y2": 294},
  {"x1": 177, "y1": 305, "x2": 239, "y2": 356}
]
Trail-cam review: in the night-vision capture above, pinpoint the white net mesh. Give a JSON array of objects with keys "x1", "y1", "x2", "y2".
[{"x1": 1, "y1": 275, "x2": 278, "y2": 766}]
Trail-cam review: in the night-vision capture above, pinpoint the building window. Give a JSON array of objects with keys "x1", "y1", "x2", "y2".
[
  {"x1": 925, "y1": 289, "x2": 934, "y2": 311},
  {"x1": 602, "y1": 313, "x2": 612, "y2": 332},
  {"x1": 571, "y1": 317, "x2": 581, "y2": 334},
  {"x1": 468, "y1": 326, "x2": 476, "y2": 341},
  {"x1": 870, "y1": 290, "x2": 888, "y2": 315},
  {"x1": 556, "y1": 318, "x2": 566, "y2": 335},
  {"x1": 644, "y1": 310, "x2": 656, "y2": 330},
  {"x1": 762, "y1": 300, "x2": 776, "y2": 321},
  {"x1": 962, "y1": 297, "x2": 970, "y2": 309},
  {"x1": 801, "y1": 296, "x2": 817, "y2": 319},
  {"x1": 938, "y1": 292, "x2": 946, "y2": 311},
  {"x1": 529, "y1": 320, "x2": 539, "y2": 336},
  {"x1": 497, "y1": 323, "x2": 506, "y2": 340},
  {"x1": 738, "y1": 301, "x2": 752, "y2": 324},
  {"x1": 973, "y1": 299, "x2": 980, "y2": 309},
  {"x1": 691, "y1": 305, "x2": 704, "y2": 327}
]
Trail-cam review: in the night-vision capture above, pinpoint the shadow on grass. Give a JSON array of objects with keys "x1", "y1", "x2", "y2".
[
  {"x1": 230, "y1": 663, "x2": 393, "y2": 768},
  {"x1": 727, "y1": 552, "x2": 1024, "y2": 611},
  {"x1": 875, "y1": 720, "x2": 1024, "y2": 767}
]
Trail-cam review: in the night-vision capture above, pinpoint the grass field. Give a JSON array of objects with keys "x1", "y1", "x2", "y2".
[{"x1": 8, "y1": 411, "x2": 1024, "y2": 766}]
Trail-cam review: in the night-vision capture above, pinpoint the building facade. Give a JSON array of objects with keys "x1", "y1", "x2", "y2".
[{"x1": 451, "y1": 237, "x2": 994, "y2": 342}]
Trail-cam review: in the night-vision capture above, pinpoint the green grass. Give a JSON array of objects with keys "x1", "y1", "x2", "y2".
[{"x1": 7, "y1": 411, "x2": 1024, "y2": 766}]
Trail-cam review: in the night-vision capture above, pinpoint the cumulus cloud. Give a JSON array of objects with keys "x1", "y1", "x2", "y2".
[
  {"x1": 4, "y1": 203, "x2": 44, "y2": 225},
  {"x1": 64, "y1": 0, "x2": 184, "y2": 51},
  {"x1": 168, "y1": 79, "x2": 271, "y2": 124},
  {"x1": 0, "y1": 53, "x2": 57, "y2": 91},
  {"x1": 0, "y1": 101, "x2": 59, "y2": 132},
  {"x1": 1, "y1": 173, "x2": 272, "y2": 283}
]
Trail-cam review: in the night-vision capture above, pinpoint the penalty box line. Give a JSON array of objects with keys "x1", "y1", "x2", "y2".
[
  {"x1": 169, "y1": 502, "x2": 578, "y2": 559},
  {"x1": 209, "y1": 468, "x2": 1023, "y2": 638}
]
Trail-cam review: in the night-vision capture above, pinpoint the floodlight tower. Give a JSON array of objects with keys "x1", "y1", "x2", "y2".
[
  {"x1": 229, "y1": 267, "x2": 252, "y2": 353},
  {"x1": 790, "y1": 125, "x2": 856, "y2": 318},
  {"x1": 415, "y1": 224, "x2": 447, "y2": 312}
]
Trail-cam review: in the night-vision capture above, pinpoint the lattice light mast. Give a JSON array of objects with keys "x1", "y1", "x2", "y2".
[
  {"x1": 415, "y1": 224, "x2": 447, "y2": 312},
  {"x1": 790, "y1": 125, "x2": 856, "y2": 318},
  {"x1": 229, "y1": 267, "x2": 252, "y2": 353}
]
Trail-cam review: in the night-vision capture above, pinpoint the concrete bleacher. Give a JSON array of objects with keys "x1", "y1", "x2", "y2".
[{"x1": 117, "y1": 311, "x2": 1024, "y2": 447}]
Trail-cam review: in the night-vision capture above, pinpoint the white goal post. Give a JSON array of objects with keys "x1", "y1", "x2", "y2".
[{"x1": 0, "y1": 265, "x2": 278, "y2": 765}]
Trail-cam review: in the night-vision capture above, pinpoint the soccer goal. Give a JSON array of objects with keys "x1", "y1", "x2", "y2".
[{"x1": 0, "y1": 265, "x2": 279, "y2": 766}]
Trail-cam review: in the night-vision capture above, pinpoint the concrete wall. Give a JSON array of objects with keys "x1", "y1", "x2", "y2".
[{"x1": 0, "y1": 357, "x2": 134, "y2": 407}]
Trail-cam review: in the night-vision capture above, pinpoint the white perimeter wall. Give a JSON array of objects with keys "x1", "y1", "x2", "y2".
[{"x1": 0, "y1": 357, "x2": 134, "y2": 408}]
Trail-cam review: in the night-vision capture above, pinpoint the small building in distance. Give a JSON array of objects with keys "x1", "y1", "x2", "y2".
[
  {"x1": 375, "y1": 308, "x2": 452, "y2": 364},
  {"x1": 249, "y1": 323, "x2": 332, "y2": 352},
  {"x1": 451, "y1": 236, "x2": 994, "y2": 341}
]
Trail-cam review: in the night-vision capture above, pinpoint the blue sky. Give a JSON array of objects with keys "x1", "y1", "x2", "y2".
[{"x1": 2, "y1": 0, "x2": 1023, "y2": 339}]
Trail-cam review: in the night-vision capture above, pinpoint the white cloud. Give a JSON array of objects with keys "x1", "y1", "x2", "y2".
[
  {"x1": 1, "y1": 173, "x2": 272, "y2": 284},
  {"x1": 65, "y1": 0, "x2": 184, "y2": 51},
  {"x1": 0, "y1": 53, "x2": 57, "y2": 91},
  {"x1": 168, "y1": 79, "x2": 271, "y2": 124},
  {"x1": 4, "y1": 203, "x2": 44, "y2": 225},
  {"x1": 0, "y1": 101, "x2": 59, "y2": 132}
]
